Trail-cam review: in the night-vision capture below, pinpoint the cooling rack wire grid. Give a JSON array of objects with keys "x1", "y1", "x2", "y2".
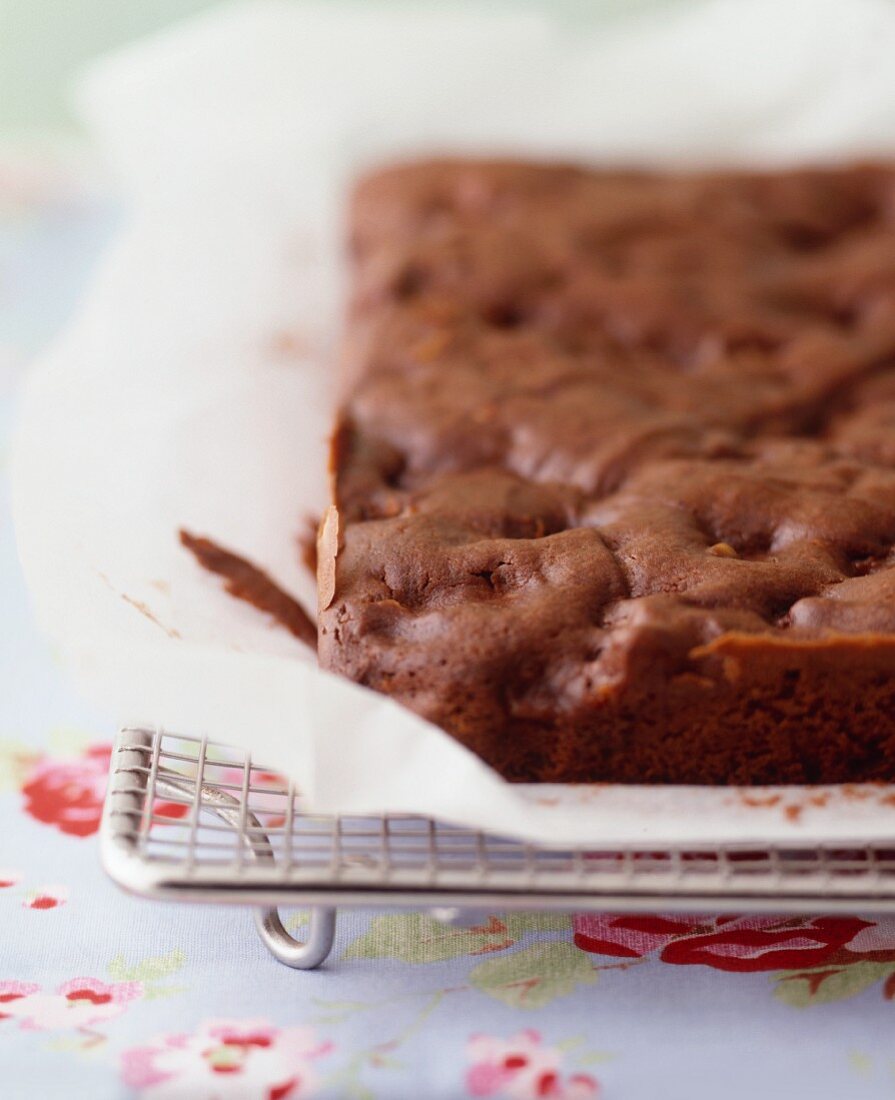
[{"x1": 100, "y1": 728, "x2": 895, "y2": 969}]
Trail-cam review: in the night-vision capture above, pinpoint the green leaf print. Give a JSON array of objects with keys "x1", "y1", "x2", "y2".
[
  {"x1": 0, "y1": 740, "x2": 39, "y2": 791},
  {"x1": 773, "y1": 961, "x2": 895, "y2": 1007},
  {"x1": 504, "y1": 913, "x2": 572, "y2": 936},
  {"x1": 310, "y1": 997, "x2": 377, "y2": 1025},
  {"x1": 47, "y1": 728, "x2": 93, "y2": 756},
  {"x1": 470, "y1": 942, "x2": 597, "y2": 1008},
  {"x1": 342, "y1": 911, "x2": 570, "y2": 963},
  {"x1": 108, "y1": 949, "x2": 187, "y2": 983},
  {"x1": 577, "y1": 1051, "x2": 617, "y2": 1066},
  {"x1": 142, "y1": 984, "x2": 188, "y2": 1001},
  {"x1": 343, "y1": 913, "x2": 524, "y2": 963}
]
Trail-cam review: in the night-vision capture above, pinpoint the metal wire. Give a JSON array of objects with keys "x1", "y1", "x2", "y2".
[{"x1": 101, "y1": 728, "x2": 895, "y2": 913}]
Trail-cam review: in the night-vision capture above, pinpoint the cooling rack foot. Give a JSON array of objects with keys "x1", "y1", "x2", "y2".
[{"x1": 254, "y1": 906, "x2": 337, "y2": 969}]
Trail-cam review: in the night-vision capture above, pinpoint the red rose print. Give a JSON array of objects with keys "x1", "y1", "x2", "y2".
[
  {"x1": 23, "y1": 886, "x2": 68, "y2": 910},
  {"x1": 0, "y1": 978, "x2": 141, "y2": 1030},
  {"x1": 659, "y1": 916, "x2": 873, "y2": 971},
  {"x1": 0, "y1": 983, "x2": 40, "y2": 1020},
  {"x1": 152, "y1": 801, "x2": 190, "y2": 822},
  {"x1": 466, "y1": 1031, "x2": 599, "y2": 1098},
  {"x1": 572, "y1": 915, "x2": 697, "y2": 959},
  {"x1": 21, "y1": 744, "x2": 111, "y2": 837},
  {"x1": 121, "y1": 1018, "x2": 331, "y2": 1096},
  {"x1": 574, "y1": 913, "x2": 874, "y2": 973},
  {"x1": 67, "y1": 988, "x2": 113, "y2": 1005}
]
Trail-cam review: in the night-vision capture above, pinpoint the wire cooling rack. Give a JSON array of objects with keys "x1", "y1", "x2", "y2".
[{"x1": 100, "y1": 727, "x2": 895, "y2": 969}]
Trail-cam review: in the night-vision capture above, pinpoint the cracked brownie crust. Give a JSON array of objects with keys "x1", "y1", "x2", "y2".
[{"x1": 319, "y1": 159, "x2": 895, "y2": 784}]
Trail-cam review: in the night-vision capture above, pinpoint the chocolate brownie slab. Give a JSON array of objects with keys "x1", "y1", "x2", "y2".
[{"x1": 319, "y1": 159, "x2": 895, "y2": 783}]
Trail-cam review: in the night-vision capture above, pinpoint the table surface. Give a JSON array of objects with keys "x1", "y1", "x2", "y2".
[{"x1": 5, "y1": 157, "x2": 895, "y2": 1100}]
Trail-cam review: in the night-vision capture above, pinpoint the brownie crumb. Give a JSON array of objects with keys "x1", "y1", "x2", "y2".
[{"x1": 180, "y1": 530, "x2": 316, "y2": 649}]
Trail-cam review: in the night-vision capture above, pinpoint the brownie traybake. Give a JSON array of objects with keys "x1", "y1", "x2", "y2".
[{"x1": 318, "y1": 158, "x2": 895, "y2": 785}]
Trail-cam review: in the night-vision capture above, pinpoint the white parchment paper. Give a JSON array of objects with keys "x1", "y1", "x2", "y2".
[{"x1": 14, "y1": 0, "x2": 895, "y2": 845}]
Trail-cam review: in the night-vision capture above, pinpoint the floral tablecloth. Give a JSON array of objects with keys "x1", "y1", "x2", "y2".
[{"x1": 5, "y1": 160, "x2": 895, "y2": 1100}]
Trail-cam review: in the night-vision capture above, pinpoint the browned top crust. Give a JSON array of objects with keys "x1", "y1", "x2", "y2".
[{"x1": 319, "y1": 158, "x2": 895, "y2": 783}]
